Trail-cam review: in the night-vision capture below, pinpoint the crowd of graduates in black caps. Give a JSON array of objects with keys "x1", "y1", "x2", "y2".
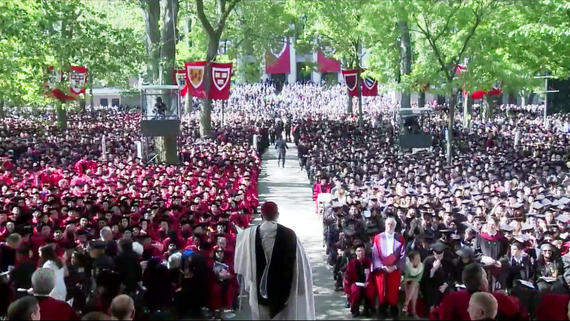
[{"x1": 298, "y1": 105, "x2": 570, "y2": 319}]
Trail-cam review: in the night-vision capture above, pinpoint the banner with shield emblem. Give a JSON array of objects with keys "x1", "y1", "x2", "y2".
[
  {"x1": 210, "y1": 62, "x2": 232, "y2": 100},
  {"x1": 342, "y1": 69, "x2": 360, "y2": 97},
  {"x1": 362, "y1": 76, "x2": 378, "y2": 97},
  {"x1": 184, "y1": 61, "x2": 232, "y2": 100},
  {"x1": 173, "y1": 69, "x2": 188, "y2": 97},
  {"x1": 69, "y1": 66, "x2": 88, "y2": 96},
  {"x1": 185, "y1": 61, "x2": 207, "y2": 99}
]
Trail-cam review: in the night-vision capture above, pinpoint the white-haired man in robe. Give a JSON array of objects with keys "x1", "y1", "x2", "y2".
[{"x1": 234, "y1": 201, "x2": 315, "y2": 320}]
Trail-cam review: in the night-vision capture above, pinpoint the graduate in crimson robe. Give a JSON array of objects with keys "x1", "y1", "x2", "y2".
[
  {"x1": 370, "y1": 217, "x2": 406, "y2": 319},
  {"x1": 536, "y1": 293, "x2": 569, "y2": 320},
  {"x1": 36, "y1": 295, "x2": 79, "y2": 320},
  {"x1": 343, "y1": 243, "x2": 375, "y2": 317},
  {"x1": 312, "y1": 177, "x2": 331, "y2": 214},
  {"x1": 430, "y1": 263, "x2": 525, "y2": 321}
]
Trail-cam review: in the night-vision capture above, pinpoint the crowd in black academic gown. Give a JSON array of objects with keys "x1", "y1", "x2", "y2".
[
  {"x1": 299, "y1": 105, "x2": 570, "y2": 319},
  {"x1": 0, "y1": 109, "x2": 270, "y2": 320}
]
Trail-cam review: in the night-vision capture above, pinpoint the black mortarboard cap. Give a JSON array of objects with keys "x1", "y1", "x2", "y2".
[
  {"x1": 456, "y1": 247, "x2": 474, "y2": 258},
  {"x1": 431, "y1": 241, "x2": 448, "y2": 253},
  {"x1": 89, "y1": 240, "x2": 107, "y2": 250}
]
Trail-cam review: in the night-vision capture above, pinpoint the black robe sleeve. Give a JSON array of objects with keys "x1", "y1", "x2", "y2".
[{"x1": 421, "y1": 256, "x2": 454, "y2": 308}]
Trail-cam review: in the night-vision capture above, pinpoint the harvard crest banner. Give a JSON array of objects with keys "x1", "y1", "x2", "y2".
[
  {"x1": 184, "y1": 61, "x2": 232, "y2": 100},
  {"x1": 174, "y1": 69, "x2": 188, "y2": 97},
  {"x1": 362, "y1": 77, "x2": 378, "y2": 97},
  {"x1": 69, "y1": 66, "x2": 88, "y2": 95},
  {"x1": 265, "y1": 37, "x2": 290, "y2": 75},
  {"x1": 210, "y1": 62, "x2": 232, "y2": 100},
  {"x1": 342, "y1": 69, "x2": 359, "y2": 97},
  {"x1": 185, "y1": 61, "x2": 207, "y2": 99},
  {"x1": 45, "y1": 66, "x2": 77, "y2": 101}
]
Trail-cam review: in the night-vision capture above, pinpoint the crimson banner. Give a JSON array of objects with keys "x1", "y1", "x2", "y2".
[
  {"x1": 69, "y1": 66, "x2": 88, "y2": 95},
  {"x1": 45, "y1": 66, "x2": 81, "y2": 101},
  {"x1": 342, "y1": 69, "x2": 359, "y2": 97},
  {"x1": 184, "y1": 61, "x2": 232, "y2": 100},
  {"x1": 362, "y1": 77, "x2": 378, "y2": 96},
  {"x1": 174, "y1": 69, "x2": 188, "y2": 97},
  {"x1": 210, "y1": 62, "x2": 232, "y2": 100},
  {"x1": 185, "y1": 61, "x2": 207, "y2": 99},
  {"x1": 317, "y1": 51, "x2": 340, "y2": 73},
  {"x1": 265, "y1": 37, "x2": 290, "y2": 74}
]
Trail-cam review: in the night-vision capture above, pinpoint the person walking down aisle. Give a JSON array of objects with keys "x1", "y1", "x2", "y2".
[
  {"x1": 275, "y1": 138, "x2": 288, "y2": 168},
  {"x1": 234, "y1": 201, "x2": 315, "y2": 320}
]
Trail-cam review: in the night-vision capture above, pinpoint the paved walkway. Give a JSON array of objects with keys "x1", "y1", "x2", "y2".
[{"x1": 235, "y1": 143, "x2": 353, "y2": 320}]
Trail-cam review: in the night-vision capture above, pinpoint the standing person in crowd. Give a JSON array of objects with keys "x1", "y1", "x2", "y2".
[
  {"x1": 31, "y1": 268, "x2": 78, "y2": 320},
  {"x1": 275, "y1": 137, "x2": 288, "y2": 168},
  {"x1": 422, "y1": 242, "x2": 454, "y2": 313},
  {"x1": 235, "y1": 201, "x2": 315, "y2": 320},
  {"x1": 468, "y1": 292, "x2": 499, "y2": 321},
  {"x1": 38, "y1": 245, "x2": 67, "y2": 302},
  {"x1": 6, "y1": 296, "x2": 41, "y2": 321},
  {"x1": 371, "y1": 217, "x2": 406, "y2": 319},
  {"x1": 114, "y1": 239, "x2": 141, "y2": 296},
  {"x1": 473, "y1": 216, "x2": 509, "y2": 291}
]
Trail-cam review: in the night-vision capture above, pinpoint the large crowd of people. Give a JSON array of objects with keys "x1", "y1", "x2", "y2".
[{"x1": 2, "y1": 81, "x2": 570, "y2": 320}]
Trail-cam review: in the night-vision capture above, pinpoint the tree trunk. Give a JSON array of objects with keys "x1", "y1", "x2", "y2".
[
  {"x1": 484, "y1": 95, "x2": 493, "y2": 119},
  {"x1": 200, "y1": 35, "x2": 220, "y2": 137},
  {"x1": 0, "y1": 100, "x2": 4, "y2": 118},
  {"x1": 463, "y1": 92, "x2": 473, "y2": 129},
  {"x1": 221, "y1": 100, "x2": 225, "y2": 126},
  {"x1": 80, "y1": 99, "x2": 86, "y2": 112},
  {"x1": 155, "y1": 0, "x2": 179, "y2": 164},
  {"x1": 159, "y1": 0, "x2": 179, "y2": 84},
  {"x1": 185, "y1": 91, "x2": 192, "y2": 114},
  {"x1": 200, "y1": 99, "x2": 212, "y2": 136},
  {"x1": 508, "y1": 91, "x2": 517, "y2": 105},
  {"x1": 446, "y1": 90, "x2": 457, "y2": 164},
  {"x1": 346, "y1": 93, "x2": 353, "y2": 115},
  {"x1": 528, "y1": 92, "x2": 536, "y2": 105},
  {"x1": 418, "y1": 91, "x2": 426, "y2": 107},
  {"x1": 155, "y1": 135, "x2": 178, "y2": 164},
  {"x1": 357, "y1": 68, "x2": 363, "y2": 127},
  {"x1": 56, "y1": 101, "x2": 68, "y2": 131},
  {"x1": 88, "y1": 71, "x2": 94, "y2": 113},
  {"x1": 141, "y1": 0, "x2": 161, "y2": 83},
  {"x1": 398, "y1": 19, "x2": 412, "y2": 108}
]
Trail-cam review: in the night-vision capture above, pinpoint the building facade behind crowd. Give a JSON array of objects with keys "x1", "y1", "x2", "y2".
[{"x1": 1, "y1": 82, "x2": 570, "y2": 320}]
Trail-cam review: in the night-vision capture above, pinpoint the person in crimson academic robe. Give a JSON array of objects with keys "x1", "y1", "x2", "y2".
[
  {"x1": 31, "y1": 268, "x2": 79, "y2": 320},
  {"x1": 343, "y1": 243, "x2": 375, "y2": 318},
  {"x1": 312, "y1": 177, "x2": 331, "y2": 214},
  {"x1": 430, "y1": 263, "x2": 525, "y2": 321},
  {"x1": 371, "y1": 217, "x2": 406, "y2": 319},
  {"x1": 208, "y1": 247, "x2": 238, "y2": 317},
  {"x1": 535, "y1": 293, "x2": 569, "y2": 320}
]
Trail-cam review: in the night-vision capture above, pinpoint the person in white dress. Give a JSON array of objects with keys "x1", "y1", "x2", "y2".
[{"x1": 38, "y1": 244, "x2": 67, "y2": 301}]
